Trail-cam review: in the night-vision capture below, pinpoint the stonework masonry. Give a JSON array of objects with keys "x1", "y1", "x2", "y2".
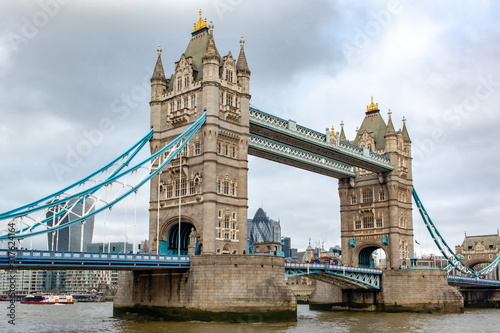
[
  {"x1": 114, "y1": 255, "x2": 296, "y2": 322},
  {"x1": 309, "y1": 269, "x2": 464, "y2": 313}
]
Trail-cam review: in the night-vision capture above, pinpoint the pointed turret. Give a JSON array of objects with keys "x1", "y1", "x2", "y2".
[
  {"x1": 151, "y1": 46, "x2": 167, "y2": 82},
  {"x1": 236, "y1": 37, "x2": 250, "y2": 74},
  {"x1": 384, "y1": 109, "x2": 396, "y2": 137},
  {"x1": 339, "y1": 121, "x2": 347, "y2": 141},
  {"x1": 202, "y1": 22, "x2": 221, "y2": 82},
  {"x1": 236, "y1": 37, "x2": 250, "y2": 94},
  {"x1": 402, "y1": 116, "x2": 411, "y2": 143},
  {"x1": 384, "y1": 109, "x2": 397, "y2": 154},
  {"x1": 151, "y1": 45, "x2": 168, "y2": 101}
]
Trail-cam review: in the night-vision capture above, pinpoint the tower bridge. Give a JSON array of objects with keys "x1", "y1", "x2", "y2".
[{"x1": 2, "y1": 12, "x2": 500, "y2": 321}]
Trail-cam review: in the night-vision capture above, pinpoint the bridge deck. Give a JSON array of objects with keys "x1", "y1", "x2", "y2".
[{"x1": 0, "y1": 249, "x2": 190, "y2": 271}]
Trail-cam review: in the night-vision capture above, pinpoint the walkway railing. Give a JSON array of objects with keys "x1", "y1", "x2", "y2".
[
  {"x1": 0, "y1": 249, "x2": 190, "y2": 270},
  {"x1": 249, "y1": 107, "x2": 393, "y2": 171}
]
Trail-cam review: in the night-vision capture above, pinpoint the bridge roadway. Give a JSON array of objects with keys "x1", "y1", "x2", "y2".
[
  {"x1": 0, "y1": 249, "x2": 189, "y2": 270},
  {"x1": 248, "y1": 107, "x2": 393, "y2": 178},
  {"x1": 1, "y1": 250, "x2": 499, "y2": 288}
]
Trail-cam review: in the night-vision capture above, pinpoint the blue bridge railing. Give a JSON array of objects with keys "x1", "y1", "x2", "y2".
[{"x1": 0, "y1": 249, "x2": 190, "y2": 270}]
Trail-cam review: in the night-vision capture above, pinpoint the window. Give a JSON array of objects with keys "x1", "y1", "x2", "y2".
[
  {"x1": 217, "y1": 142, "x2": 221, "y2": 154},
  {"x1": 350, "y1": 195, "x2": 357, "y2": 204},
  {"x1": 169, "y1": 102, "x2": 174, "y2": 113},
  {"x1": 226, "y1": 93, "x2": 233, "y2": 106},
  {"x1": 231, "y1": 182, "x2": 236, "y2": 196},
  {"x1": 217, "y1": 180, "x2": 222, "y2": 193},
  {"x1": 376, "y1": 218, "x2": 383, "y2": 228},
  {"x1": 177, "y1": 78, "x2": 182, "y2": 90},
  {"x1": 224, "y1": 216, "x2": 230, "y2": 229},
  {"x1": 183, "y1": 96, "x2": 188, "y2": 109},
  {"x1": 355, "y1": 220, "x2": 361, "y2": 229},
  {"x1": 189, "y1": 181, "x2": 196, "y2": 195},
  {"x1": 363, "y1": 216, "x2": 374, "y2": 228},
  {"x1": 231, "y1": 146, "x2": 236, "y2": 158},
  {"x1": 225, "y1": 69, "x2": 233, "y2": 82},
  {"x1": 223, "y1": 181, "x2": 229, "y2": 195},
  {"x1": 224, "y1": 144, "x2": 228, "y2": 156},
  {"x1": 191, "y1": 94, "x2": 196, "y2": 108},
  {"x1": 194, "y1": 142, "x2": 201, "y2": 155},
  {"x1": 232, "y1": 212, "x2": 237, "y2": 220},
  {"x1": 379, "y1": 192, "x2": 385, "y2": 201},
  {"x1": 184, "y1": 76, "x2": 189, "y2": 88},
  {"x1": 362, "y1": 189, "x2": 373, "y2": 203},
  {"x1": 166, "y1": 184, "x2": 172, "y2": 198}
]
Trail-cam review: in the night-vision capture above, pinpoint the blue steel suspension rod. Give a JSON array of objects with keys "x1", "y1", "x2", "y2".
[
  {"x1": 412, "y1": 188, "x2": 478, "y2": 276},
  {"x1": 0, "y1": 129, "x2": 154, "y2": 220},
  {"x1": 1, "y1": 112, "x2": 204, "y2": 221},
  {"x1": 0, "y1": 113, "x2": 206, "y2": 241}
]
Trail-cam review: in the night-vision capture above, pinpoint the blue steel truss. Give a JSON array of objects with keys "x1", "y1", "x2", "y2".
[
  {"x1": 413, "y1": 188, "x2": 500, "y2": 277},
  {"x1": 0, "y1": 249, "x2": 190, "y2": 270},
  {"x1": 447, "y1": 275, "x2": 500, "y2": 287},
  {"x1": 0, "y1": 113, "x2": 206, "y2": 241},
  {"x1": 249, "y1": 134, "x2": 356, "y2": 178},
  {"x1": 284, "y1": 263, "x2": 381, "y2": 290},
  {"x1": 249, "y1": 107, "x2": 393, "y2": 173}
]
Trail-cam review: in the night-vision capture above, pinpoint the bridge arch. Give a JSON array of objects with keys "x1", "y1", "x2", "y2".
[
  {"x1": 159, "y1": 216, "x2": 198, "y2": 255},
  {"x1": 358, "y1": 246, "x2": 387, "y2": 269}
]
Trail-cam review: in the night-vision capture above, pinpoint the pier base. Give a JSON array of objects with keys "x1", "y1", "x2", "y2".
[
  {"x1": 309, "y1": 269, "x2": 464, "y2": 313},
  {"x1": 113, "y1": 255, "x2": 296, "y2": 322}
]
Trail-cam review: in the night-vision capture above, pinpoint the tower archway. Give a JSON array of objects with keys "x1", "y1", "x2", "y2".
[
  {"x1": 358, "y1": 246, "x2": 387, "y2": 269},
  {"x1": 159, "y1": 220, "x2": 196, "y2": 255}
]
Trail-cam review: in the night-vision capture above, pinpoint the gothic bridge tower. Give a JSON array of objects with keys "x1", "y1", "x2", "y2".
[
  {"x1": 148, "y1": 12, "x2": 251, "y2": 255},
  {"x1": 338, "y1": 98, "x2": 413, "y2": 269}
]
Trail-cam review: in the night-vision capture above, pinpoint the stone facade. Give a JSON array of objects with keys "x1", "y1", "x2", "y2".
[
  {"x1": 309, "y1": 269, "x2": 464, "y2": 313},
  {"x1": 455, "y1": 233, "x2": 500, "y2": 279},
  {"x1": 338, "y1": 99, "x2": 414, "y2": 269},
  {"x1": 148, "y1": 16, "x2": 250, "y2": 256},
  {"x1": 113, "y1": 255, "x2": 296, "y2": 322}
]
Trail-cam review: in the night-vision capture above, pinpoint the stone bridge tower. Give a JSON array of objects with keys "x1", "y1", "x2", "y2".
[
  {"x1": 148, "y1": 12, "x2": 251, "y2": 255},
  {"x1": 338, "y1": 98, "x2": 413, "y2": 269}
]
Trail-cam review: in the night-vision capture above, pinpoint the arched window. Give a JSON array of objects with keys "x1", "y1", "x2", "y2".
[{"x1": 362, "y1": 189, "x2": 373, "y2": 203}]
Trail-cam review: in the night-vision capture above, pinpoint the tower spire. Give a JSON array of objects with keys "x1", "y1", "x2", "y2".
[
  {"x1": 236, "y1": 37, "x2": 250, "y2": 74},
  {"x1": 151, "y1": 45, "x2": 166, "y2": 81}
]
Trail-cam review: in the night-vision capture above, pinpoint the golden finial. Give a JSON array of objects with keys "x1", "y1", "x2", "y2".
[
  {"x1": 193, "y1": 9, "x2": 208, "y2": 32},
  {"x1": 340, "y1": 120, "x2": 344, "y2": 128},
  {"x1": 157, "y1": 45, "x2": 162, "y2": 55},
  {"x1": 402, "y1": 116, "x2": 406, "y2": 124},
  {"x1": 330, "y1": 125, "x2": 335, "y2": 135},
  {"x1": 366, "y1": 96, "x2": 379, "y2": 113}
]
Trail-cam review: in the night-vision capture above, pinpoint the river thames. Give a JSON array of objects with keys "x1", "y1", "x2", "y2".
[{"x1": 1, "y1": 302, "x2": 499, "y2": 332}]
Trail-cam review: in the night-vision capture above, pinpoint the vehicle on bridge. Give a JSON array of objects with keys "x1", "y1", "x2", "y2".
[{"x1": 309, "y1": 257, "x2": 339, "y2": 265}]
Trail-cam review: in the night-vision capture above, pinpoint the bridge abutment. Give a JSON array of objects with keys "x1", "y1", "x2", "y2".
[
  {"x1": 113, "y1": 255, "x2": 296, "y2": 322},
  {"x1": 309, "y1": 269, "x2": 464, "y2": 313}
]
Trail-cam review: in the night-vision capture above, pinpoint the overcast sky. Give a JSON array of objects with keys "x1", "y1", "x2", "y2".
[{"x1": 1, "y1": 0, "x2": 499, "y2": 255}]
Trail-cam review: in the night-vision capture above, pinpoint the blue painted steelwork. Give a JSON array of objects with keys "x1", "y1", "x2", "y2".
[
  {"x1": 413, "y1": 188, "x2": 500, "y2": 277},
  {"x1": 448, "y1": 275, "x2": 500, "y2": 287},
  {"x1": 0, "y1": 113, "x2": 206, "y2": 241},
  {"x1": 284, "y1": 262, "x2": 381, "y2": 289},
  {"x1": 0, "y1": 249, "x2": 190, "y2": 270},
  {"x1": 0, "y1": 129, "x2": 153, "y2": 220},
  {"x1": 249, "y1": 134, "x2": 356, "y2": 178},
  {"x1": 249, "y1": 106, "x2": 393, "y2": 171}
]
